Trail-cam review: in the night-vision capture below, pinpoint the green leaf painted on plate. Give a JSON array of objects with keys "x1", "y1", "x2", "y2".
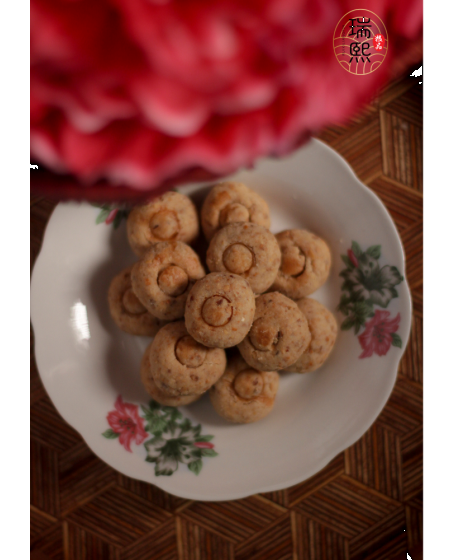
[
  {"x1": 113, "y1": 211, "x2": 123, "y2": 229},
  {"x1": 170, "y1": 409, "x2": 183, "y2": 422},
  {"x1": 366, "y1": 245, "x2": 381, "y2": 259},
  {"x1": 102, "y1": 429, "x2": 119, "y2": 439},
  {"x1": 96, "y1": 208, "x2": 110, "y2": 224},
  {"x1": 391, "y1": 333, "x2": 402, "y2": 348},
  {"x1": 337, "y1": 294, "x2": 351, "y2": 316},
  {"x1": 351, "y1": 241, "x2": 362, "y2": 258},
  {"x1": 200, "y1": 449, "x2": 218, "y2": 458},
  {"x1": 195, "y1": 435, "x2": 214, "y2": 443},
  {"x1": 341, "y1": 254, "x2": 354, "y2": 269},
  {"x1": 188, "y1": 459, "x2": 203, "y2": 475},
  {"x1": 145, "y1": 416, "x2": 168, "y2": 434},
  {"x1": 341, "y1": 317, "x2": 355, "y2": 331}
]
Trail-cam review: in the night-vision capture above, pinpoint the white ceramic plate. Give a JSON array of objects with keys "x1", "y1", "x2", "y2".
[{"x1": 31, "y1": 139, "x2": 412, "y2": 501}]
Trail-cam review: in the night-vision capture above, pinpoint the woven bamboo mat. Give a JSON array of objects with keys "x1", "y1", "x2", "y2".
[{"x1": 30, "y1": 68, "x2": 423, "y2": 560}]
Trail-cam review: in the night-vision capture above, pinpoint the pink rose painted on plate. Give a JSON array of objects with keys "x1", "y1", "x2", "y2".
[
  {"x1": 358, "y1": 310, "x2": 401, "y2": 359},
  {"x1": 104, "y1": 395, "x2": 148, "y2": 452}
]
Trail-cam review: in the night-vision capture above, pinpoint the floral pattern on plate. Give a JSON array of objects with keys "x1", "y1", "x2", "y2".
[
  {"x1": 338, "y1": 241, "x2": 404, "y2": 359},
  {"x1": 103, "y1": 396, "x2": 217, "y2": 476},
  {"x1": 93, "y1": 205, "x2": 129, "y2": 228}
]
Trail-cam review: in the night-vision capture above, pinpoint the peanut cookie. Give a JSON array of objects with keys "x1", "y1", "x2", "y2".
[
  {"x1": 146, "y1": 322, "x2": 226, "y2": 397},
  {"x1": 141, "y1": 341, "x2": 201, "y2": 406},
  {"x1": 108, "y1": 266, "x2": 168, "y2": 336},
  {"x1": 127, "y1": 191, "x2": 199, "y2": 257},
  {"x1": 206, "y1": 222, "x2": 281, "y2": 294},
  {"x1": 238, "y1": 292, "x2": 310, "y2": 371},
  {"x1": 209, "y1": 354, "x2": 279, "y2": 423},
  {"x1": 271, "y1": 229, "x2": 331, "y2": 299},
  {"x1": 201, "y1": 182, "x2": 271, "y2": 241},
  {"x1": 185, "y1": 272, "x2": 256, "y2": 348},
  {"x1": 285, "y1": 298, "x2": 338, "y2": 373},
  {"x1": 131, "y1": 241, "x2": 205, "y2": 321}
]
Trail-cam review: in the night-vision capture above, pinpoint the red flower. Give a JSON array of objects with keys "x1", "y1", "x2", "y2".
[
  {"x1": 105, "y1": 208, "x2": 118, "y2": 225},
  {"x1": 194, "y1": 441, "x2": 214, "y2": 449},
  {"x1": 107, "y1": 395, "x2": 148, "y2": 452},
  {"x1": 31, "y1": 0, "x2": 422, "y2": 201},
  {"x1": 347, "y1": 249, "x2": 358, "y2": 268},
  {"x1": 358, "y1": 310, "x2": 400, "y2": 359}
]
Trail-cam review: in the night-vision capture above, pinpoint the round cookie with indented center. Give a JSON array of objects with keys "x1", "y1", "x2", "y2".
[
  {"x1": 141, "y1": 341, "x2": 202, "y2": 406},
  {"x1": 201, "y1": 182, "x2": 271, "y2": 241},
  {"x1": 108, "y1": 266, "x2": 168, "y2": 336},
  {"x1": 209, "y1": 354, "x2": 279, "y2": 423},
  {"x1": 271, "y1": 229, "x2": 331, "y2": 299},
  {"x1": 185, "y1": 272, "x2": 256, "y2": 348},
  {"x1": 238, "y1": 292, "x2": 310, "y2": 371},
  {"x1": 131, "y1": 241, "x2": 205, "y2": 321},
  {"x1": 206, "y1": 222, "x2": 281, "y2": 294},
  {"x1": 285, "y1": 298, "x2": 338, "y2": 373},
  {"x1": 127, "y1": 192, "x2": 199, "y2": 257},
  {"x1": 145, "y1": 322, "x2": 226, "y2": 397}
]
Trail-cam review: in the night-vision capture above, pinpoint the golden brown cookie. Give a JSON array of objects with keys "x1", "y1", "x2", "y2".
[
  {"x1": 201, "y1": 182, "x2": 271, "y2": 241},
  {"x1": 271, "y1": 229, "x2": 331, "y2": 299},
  {"x1": 131, "y1": 241, "x2": 205, "y2": 321},
  {"x1": 206, "y1": 222, "x2": 281, "y2": 294},
  {"x1": 237, "y1": 292, "x2": 310, "y2": 371},
  {"x1": 209, "y1": 354, "x2": 279, "y2": 423},
  {"x1": 141, "y1": 341, "x2": 201, "y2": 406},
  {"x1": 285, "y1": 298, "x2": 338, "y2": 373},
  {"x1": 108, "y1": 266, "x2": 168, "y2": 336},
  {"x1": 185, "y1": 272, "x2": 256, "y2": 348},
  {"x1": 127, "y1": 191, "x2": 199, "y2": 257},
  {"x1": 146, "y1": 322, "x2": 226, "y2": 397}
]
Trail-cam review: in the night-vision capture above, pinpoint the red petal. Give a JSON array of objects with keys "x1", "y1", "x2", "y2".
[
  {"x1": 107, "y1": 411, "x2": 122, "y2": 432},
  {"x1": 105, "y1": 209, "x2": 118, "y2": 224},
  {"x1": 118, "y1": 431, "x2": 133, "y2": 452},
  {"x1": 385, "y1": 313, "x2": 401, "y2": 333},
  {"x1": 114, "y1": 395, "x2": 126, "y2": 414},
  {"x1": 347, "y1": 249, "x2": 358, "y2": 268},
  {"x1": 194, "y1": 441, "x2": 214, "y2": 449}
]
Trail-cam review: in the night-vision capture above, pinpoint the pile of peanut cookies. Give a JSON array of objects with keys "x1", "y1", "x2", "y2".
[{"x1": 108, "y1": 182, "x2": 337, "y2": 424}]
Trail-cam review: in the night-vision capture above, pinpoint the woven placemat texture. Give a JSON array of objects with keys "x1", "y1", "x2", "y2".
[{"x1": 30, "y1": 69, "x2": 423, "y2": 560}]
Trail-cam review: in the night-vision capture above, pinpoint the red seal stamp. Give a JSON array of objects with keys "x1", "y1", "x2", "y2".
[
  {"x1": 333, "y1": 9, "x2": 388, "y2": 75},
  {"x1": 373, "y1": 34, "x2": 385, "y2": 50}
]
